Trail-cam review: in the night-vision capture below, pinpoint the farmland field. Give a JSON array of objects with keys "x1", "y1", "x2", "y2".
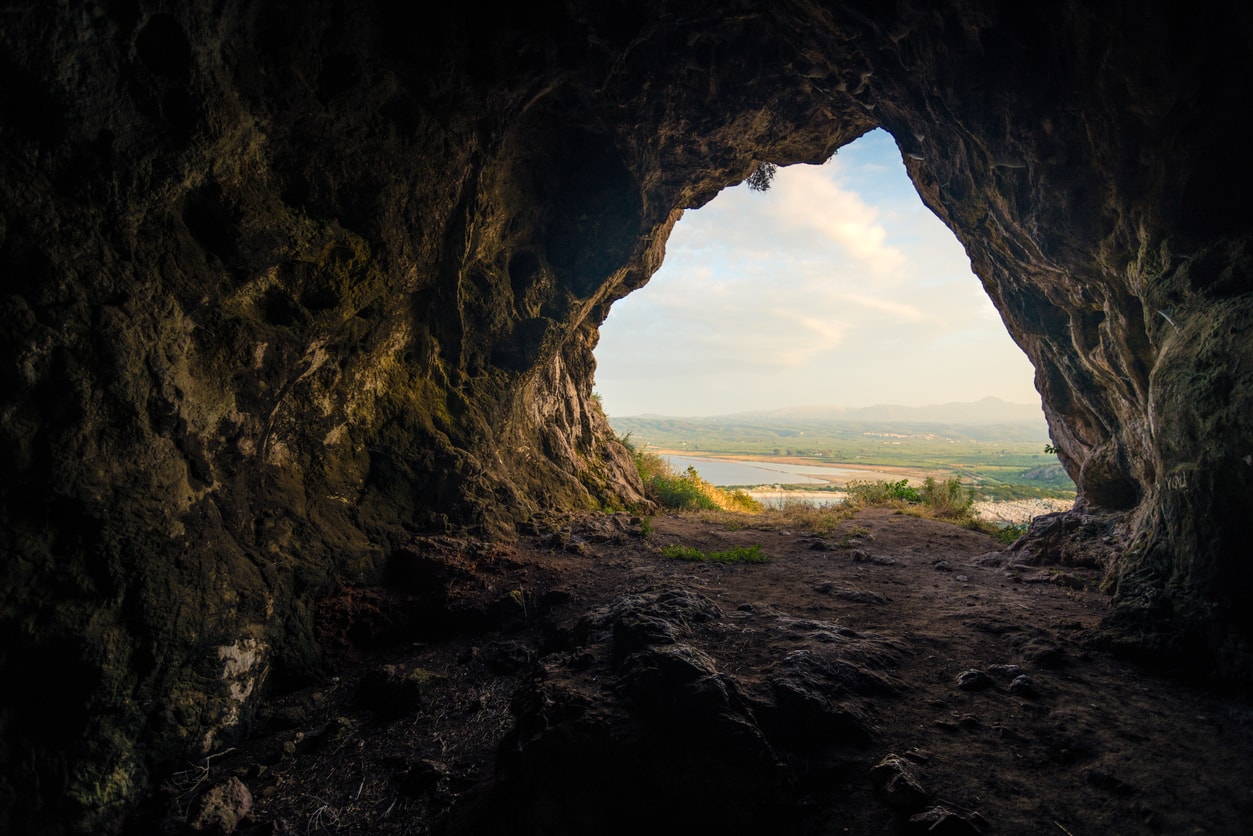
[{"x1": 611, "y1": 414, "x2": 1076, "y2": 500}]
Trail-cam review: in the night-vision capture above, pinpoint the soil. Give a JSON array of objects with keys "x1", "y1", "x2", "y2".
[{"x1": 128, "y1": 508, "x2": 1253, "y2": 835}]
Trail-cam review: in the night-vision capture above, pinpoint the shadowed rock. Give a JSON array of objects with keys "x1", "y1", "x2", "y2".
[{"x1": 2, "y1": 0, "x2": 1252, "y2": 830}]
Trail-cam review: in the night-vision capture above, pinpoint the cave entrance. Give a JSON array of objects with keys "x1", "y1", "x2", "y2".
[{"x1": 595, "y1": 129, "x2": 1069, "y2": 513}]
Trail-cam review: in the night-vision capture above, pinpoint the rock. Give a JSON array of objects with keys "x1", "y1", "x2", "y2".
[
  {"x1": 987, "y1": 664, "x2": 1023, "y2": 680},
  {"x1": 908, "y1": 805, "x2": 986, "y2": 834},
  {"x1": 1009, "y1": 675, "x2": 1040, "y2": 698},
  {"x1": 1051, "y1": 572, "x2": 1087, "y2": 590},
  {"x1": 956, "y1": 669, "x2": 996, "y2": 691},
  {"x1": 5, "y1": 1, "x2": 1253, "y2": 828},
  {"x1": 871, "y1": 754, "x2": 932, "y2": 811},
  {"x1": 584, "y1": 587, "x2": 723, "y2": 659},
  {"x1": 852, "y1": 550, "x2": 898, "y2": 566},
  {"x1": 190, "y1": 777, "x2": 253, "y2": 834},
  {"x1": 449, "y1": 593, "x2": 791, "y2": 832}
]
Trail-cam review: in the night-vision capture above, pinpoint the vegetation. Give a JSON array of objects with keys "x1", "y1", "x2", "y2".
[
  {"x1": 973, "y1": 481, "x2": 1071, "y2": 502},
  {"x1": 846, "y1": 479, "x2": 921, "y2": 504},
  {"x1": 746, "y1": 161, "x2": 777, "y2": 191},
  {"x1": 618, "y1": 428, "x2": 1056, "y2": 544},
  {"x1": 626, "y1": 437, "x2": 761, "y2": 512},
  {"x1": 918, "y1": 476, "x2": 977, "y2": 519},
  {"x1": 847, "y1": 476, "x2": 975, "y2": 521},
  {"x1": 986, "y1": 521, "x2": 1029, "y2": 545},
  {"x1": 611, "y1": 415, "x2": 1076, "y2": 500},
  {"x1": 661, "y1": 544, "x2": 770, "y2": 564}
]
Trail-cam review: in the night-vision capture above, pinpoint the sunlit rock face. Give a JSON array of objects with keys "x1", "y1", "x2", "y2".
[{"x1": 1, "y1": 0, "x2": 1250, "y2": 830}]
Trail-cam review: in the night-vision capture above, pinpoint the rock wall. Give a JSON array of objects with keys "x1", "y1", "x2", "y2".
[{"x1": 1, "y1": 0, "x2": 1250, "y2": 831}]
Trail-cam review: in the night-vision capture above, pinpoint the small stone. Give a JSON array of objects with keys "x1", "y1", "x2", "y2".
[
  {"x1": 871, "y1": 754, "x2": 932, "y2": 811},
  {"x1": 190, "y1": 777, "x2": 252, "y2": 834},
  {"x1": 908, "y1": 805, "x2": 985, "y2": 834},
  {"x1": 1009, "y1": 674, "x2": 1039, "y2": 698},
  {"x1": 933, "y1": 560, "x2": 953, "y2": 572},
  {"x1": 956, "y1": 669, "x2": 995, "y2": 691}
]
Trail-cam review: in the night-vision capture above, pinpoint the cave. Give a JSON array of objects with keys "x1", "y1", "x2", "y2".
[{"x1": 1, "y1": 1, "x2": 1252, "y2": 832}]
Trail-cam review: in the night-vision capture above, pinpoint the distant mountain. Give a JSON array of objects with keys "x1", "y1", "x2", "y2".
[
  {"x1": 609, "y1": 398, "x2": 1052, "y2": 447},
  {"x1": 621, "y1": 397, "x2": 1046, "y2": 426}
]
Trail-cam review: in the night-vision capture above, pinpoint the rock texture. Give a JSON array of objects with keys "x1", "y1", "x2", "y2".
[
  {"x1": 1, "y1": 0, "x2": 1251, "y2": 832},
  {"x1": 449, "y1": 587, "x2": 904, "y2": 833}
]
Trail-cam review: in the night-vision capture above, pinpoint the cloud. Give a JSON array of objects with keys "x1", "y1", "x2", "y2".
[
  {"x1": 594, "y1": 129, "x2": 1039, "y2": 416},
  {"x1": 830, "y1": 291, "x2": 928, "y2": 323},
  {"x1": 768, "y1": 162, "x2": 908, "y2": 274}
]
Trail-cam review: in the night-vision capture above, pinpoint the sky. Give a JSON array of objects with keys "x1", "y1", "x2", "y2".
[{"x1": 593, "y1": 128, "x2": 1041, "y2": 417}]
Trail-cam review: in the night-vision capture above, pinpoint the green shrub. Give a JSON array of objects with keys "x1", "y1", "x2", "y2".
[
  {"x1": 991, "y1": 521, "x2": 1028, "y2": 544},
  {"x1": 630, "y1": 448, "x2": 763, "y2": 513},
  {"x1": 846, "y1": 476, "x2": 974, "y2": 520},
  {"x1": 846, "y1": 479, "x2": 920, "y2": 504},
  {"x1": 661, "y1": 544, "x2": 770, "y2": 564},
  {"x1": 919, "y1": 476, "x2": 976, "y2": 520}
]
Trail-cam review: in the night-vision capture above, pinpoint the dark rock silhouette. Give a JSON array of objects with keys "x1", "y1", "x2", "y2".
[{"x1": 1, "y1": 1, "x2": 1251, "y2": 831}]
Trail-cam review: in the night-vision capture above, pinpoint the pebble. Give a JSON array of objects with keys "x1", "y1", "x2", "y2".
[
  {"x1": 1009, "y1": 674, "x2": 1040, "y2": 698},
  {"x1": 871, "y1": 754, "x2": 932, "y2": 810},
  {"x1": 956, "y1": 669, "x2": 995, "y2": 691}
]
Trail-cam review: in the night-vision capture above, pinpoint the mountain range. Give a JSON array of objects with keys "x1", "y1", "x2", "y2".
[{"x1": 620, "y1": 397, "x2": 1046, "y2": 427}]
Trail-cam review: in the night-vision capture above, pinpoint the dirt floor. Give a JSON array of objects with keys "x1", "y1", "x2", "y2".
[{"x1": 129, "y1": 508, "x2": 1253, "y2": 835}]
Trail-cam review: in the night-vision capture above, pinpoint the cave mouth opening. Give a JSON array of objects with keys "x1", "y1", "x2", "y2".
[
  {"x1": 593, "y1": 129, "x2": 1058, "y2": 505},
  {"x1": 595, "y1": 129, "x2": 1040, "y2": 419}
]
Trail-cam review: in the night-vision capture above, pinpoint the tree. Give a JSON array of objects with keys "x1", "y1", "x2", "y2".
[{"x1": 746, "y1": 161, "x2": 777, "y2": 192}]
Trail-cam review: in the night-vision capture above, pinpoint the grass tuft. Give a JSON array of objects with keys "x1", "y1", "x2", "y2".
[{"x1": 660, "y1": 544, "x2": 770, "y2": 563}]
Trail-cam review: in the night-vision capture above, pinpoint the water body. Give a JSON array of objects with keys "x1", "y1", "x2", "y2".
[
  {"x1": 749, "y1": 490, "x2": 848, "y2": 508},
  {"x1": 662, "y1": 454, "x2": 866, "y2": 486}
]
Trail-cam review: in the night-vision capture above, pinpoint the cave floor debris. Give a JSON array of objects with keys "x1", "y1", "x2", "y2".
[{"x1": 130, "y1": 508, "x2": 1253, "y2": 835}]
